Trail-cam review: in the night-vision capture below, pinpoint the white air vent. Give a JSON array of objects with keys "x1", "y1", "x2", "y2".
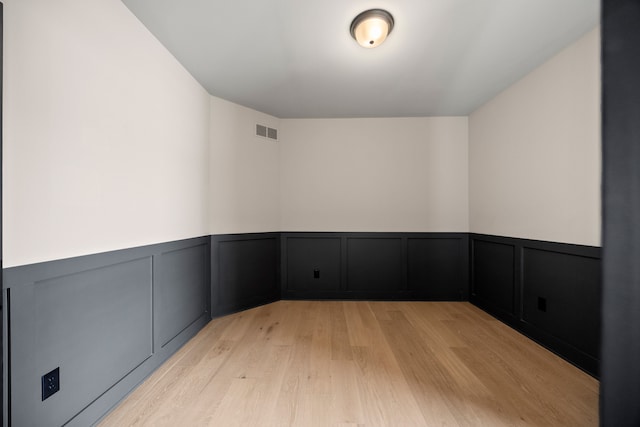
[{"x1": 256, "y1": 124, "x2": 278, "y2": 141}]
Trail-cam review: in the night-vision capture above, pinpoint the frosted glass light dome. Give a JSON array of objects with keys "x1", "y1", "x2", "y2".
[{"x1": 350, "y1": 9, "x2": 394, "y2": 48}]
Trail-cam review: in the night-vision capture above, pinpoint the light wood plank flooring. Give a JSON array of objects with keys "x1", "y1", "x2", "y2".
[{"x1": 99, "y1": 301, "x2": 598, "y2": 426}]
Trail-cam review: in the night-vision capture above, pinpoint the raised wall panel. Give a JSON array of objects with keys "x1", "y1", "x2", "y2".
[
  {"x1": 346, "y1": 238, "x2": 403, "y2": 292},
  {"x1": 522, "y1": 247, "x2": 601, "y2": 359},
  {"x1": 155, "y1": 243, "x2": 209, "y2": 349},
  {"x1": 286, "y1": 237, "x2": 341, "y2": 292},
  {"x1": 281, "y1": 233, "x2": 469, "y2": 300},
  {"x1": 212, "y1": 234, "x2": 280, "y2": 317},
  {"x1": 471, "y1": 239, "x2": 516, "y2": 315},
  {"x1": 470, "y1": 234, "x2": 601, "y2": 376},
  {"x1": 3, "y1": 237, "x2": 210, "y2": 427},
  {"x1": 408, "y1": 237, "x2": 468, "y2": 300},
  {"x1": 9, "y1": 258, "x2": 152, "y2": 427}
]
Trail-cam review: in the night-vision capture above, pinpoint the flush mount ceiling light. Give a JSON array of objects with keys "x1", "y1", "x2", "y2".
[{"x1": 350, "y1": 9, "x2": 394, "y2": 48}]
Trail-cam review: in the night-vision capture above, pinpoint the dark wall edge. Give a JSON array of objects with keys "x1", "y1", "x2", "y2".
[
  {"x1": 601, "y1": 0, "x2": 640, "y2": 424},
  {"x1": 1, "y1": 3, "x2": 4, "y2": 423}
]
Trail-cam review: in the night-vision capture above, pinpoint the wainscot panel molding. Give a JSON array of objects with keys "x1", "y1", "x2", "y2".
[
  {"x1": 211, "y1": 233, "x2": 280, "y2": 318},
  {"x1": 281, "y1": 232, "x2": 469, "y2": 301},
  {"x1": 470, "y1": 233, "x2": 601, "y2": 377},
  {"x1": 2, "y1": 231, "x2": 602, "y2": 426},
  {"x1": 2, "y1": 236, "x2": 211, "y2": 427}
]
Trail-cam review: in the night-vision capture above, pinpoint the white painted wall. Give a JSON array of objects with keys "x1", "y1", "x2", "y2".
[
  {"x1": 280, "y1": 117, "x2": 469, "y2": 232},
  {"x1": 469, "y1": 28, "x2": 601, "y2": 246},
  {"x1": 209, "y1": 96, "x2": 280, "y2": 234},
  {"x1": 2, "y1": 0, "x2": 600, "y2": 267},
  {"x1": 2, "y1": 0, "x2": 210, "y2": 267}
]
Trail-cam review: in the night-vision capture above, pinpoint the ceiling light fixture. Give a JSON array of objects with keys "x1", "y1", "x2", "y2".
[{"x1": 350, "y1": 9, "x2": 394, "y2": 48}]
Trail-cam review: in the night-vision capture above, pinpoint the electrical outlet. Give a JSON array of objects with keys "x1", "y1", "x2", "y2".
[
  {"x1": 313, "y1": 269, "x2": 320, "y2": 279},
  {"x1": 537, "y1": 297, "x2": 547, "y2": 312},
  {"x1": 42, "y1": 367, "x2": 60, "y2": 401}
]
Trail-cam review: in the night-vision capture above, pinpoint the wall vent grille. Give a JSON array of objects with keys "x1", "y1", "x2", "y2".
[{"x1": 256, "y1": 124, "x2": 278, "y2": 141}]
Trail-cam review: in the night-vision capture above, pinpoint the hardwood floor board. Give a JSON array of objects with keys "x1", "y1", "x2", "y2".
[
  {"x1": 125, "y1": 318, "x2": 229, "y2": 402},
  {"x1": 344, "y1": 301, "x2": 383, "y2": 347},
  {"x1": 270, "y1": 373, "x2": 305, "y2": 425},
  {"x1": 451, "y1": 346, "x2": 564, "y2": 426},
  {"x1": 309, "y1": 303, "x2": 332, "y2": 395},
  {"x1": 403, "y1": 306, "x2": 493, "y2": 400},
  {"x1": 350, "y1": 346, "x2": 428, "y2": 426},
  {"x1": 268, "y1": 300, "x2": 304, "y2": 346},
  {"x1": 326, "y1": 359, "x2": 365, "y2": 425},
  {"x1": 483, "y1": 315, "x2": 597, "y2": 393},
  {"x1": 444, "y1": 322, "x2": 565, "y2": 424},
  {"x1": 378, "y1": 309, "x2": 478, "y2": 426},
  {"x1": 173, "y1": 376, "x2": 234, "y2": 427},
  {"x1": 109, "y1": 365, "x2": 194, "y2": 426},
  {"x1": 172, "y1": 314, "x2": 235, "y2": 367},
  {"x1": 168, "y1": 345, "x2": 238, "y2": 426},
  {"x1": 345, "y1": 306, "x2": 411, "y2": 383},
  {"x1": 209, "y1": 377, "x2": 262, "y2": 426},
  {"x1": 100, "y1": 301, "x2": 598, "y2": 426},
  {"x1": 230, "y1": 348, "x2": 307, "y2": 426},
  {"x1": 226, "y1": 336, "x2": 274, "y2": 380},
  {"x1": 442, "y1": 307, "x2": 598, "y2": 426},
  {"x1": 209, "y1": 342, "x2": 293, "y2": 422},
  {"x1": 400, "y1": 304, "x2": 564, "y2": 426},
  {"x1": 343, "y1": 301, "x2": 373, "y2": 347},
  {"x1": 218, "y1": 308, "x2": 259, "y2": 341},
  {"x1": 366, "y1": 301, "x2": 395, "y2": 321},
  {"x1": 460, "y1": 308, "x2": 597, "y2": 392},
  {"x1": 329, "y1": 302, "x2": 353, "y2": 361},
  {"x1": 434, "y1": 312, "x2": 548, "y2": 425},
  {"x1": 100, "y1": 316, "x2": 242, "y2": 426},
  {"x1": 253, "y1": 345, "x2": 297, "y2": 424},
  {"x1": 293, "y1": 301, "x2": 320, "y2": 339},
  {"x1": 269, "y1": 303, "x2": 318, "y2": 425}
]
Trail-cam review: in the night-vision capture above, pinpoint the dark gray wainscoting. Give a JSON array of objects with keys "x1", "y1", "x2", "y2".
[
  {"x1": 2, "y1": 236, "x2": 210, "y2": 427},
  {"x1": 211, "y1": 233, "x2": 280, "y2": 318},
  {"x1": 281, "y1": 232, "x2": 469, "y2": 300},
  {"x1": 469, "y1": 234, "x2": 601, "y2": 377}
]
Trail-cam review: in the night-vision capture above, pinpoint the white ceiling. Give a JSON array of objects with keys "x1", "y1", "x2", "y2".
[{"x1": 121, "y1": 0, "x2": 599, "y2": 118}]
